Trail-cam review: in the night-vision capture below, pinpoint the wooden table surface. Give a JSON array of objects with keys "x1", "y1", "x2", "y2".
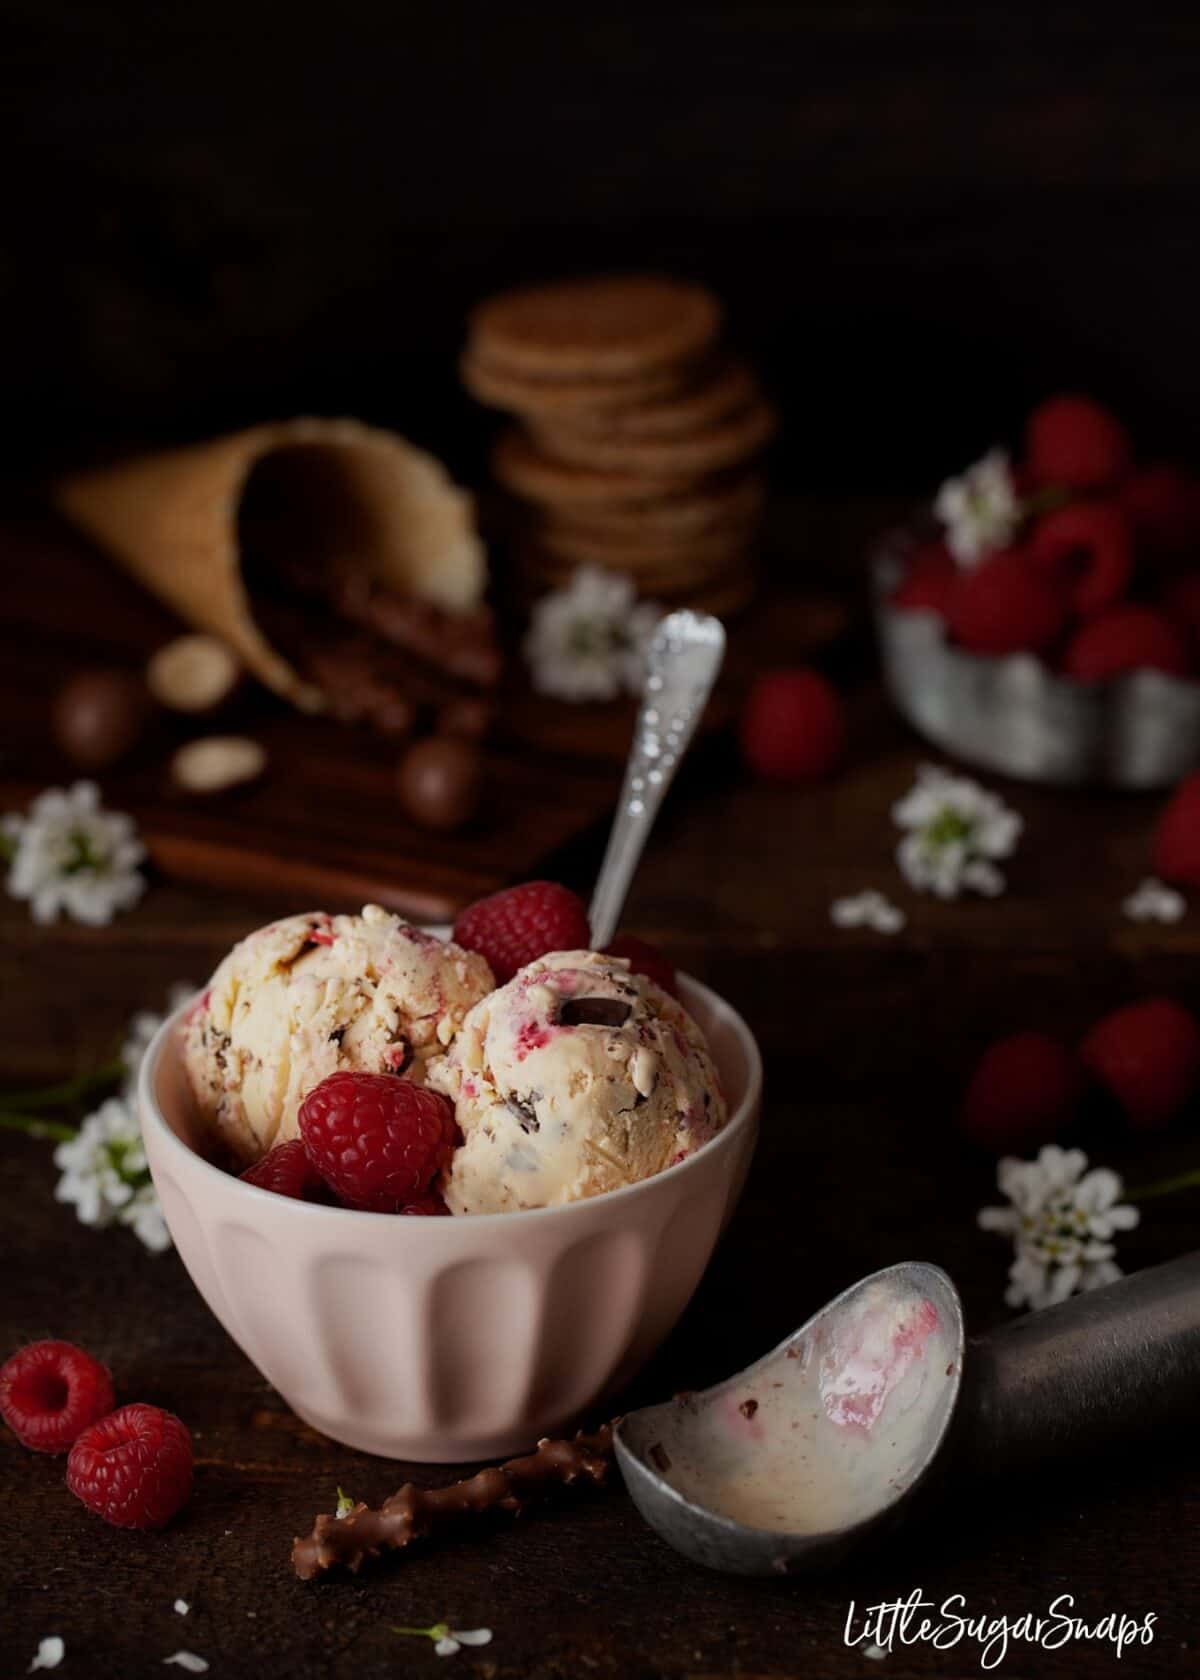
[{"x1": 3, "y1": 501, "x2": 1199, "y2": 1678}]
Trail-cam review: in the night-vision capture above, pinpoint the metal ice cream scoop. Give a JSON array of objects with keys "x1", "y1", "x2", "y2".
[
  {"x1": 615, "y1": 1252, "x2": 1200, "y2": 1575},
  {"x1": 588, "y1": 610, "x2": 725, "y2": 949}
]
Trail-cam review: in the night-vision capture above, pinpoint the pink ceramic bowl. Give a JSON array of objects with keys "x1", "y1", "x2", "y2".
[{"x1": 139, "y1": 972, "x2": 761, "y2": 1462}]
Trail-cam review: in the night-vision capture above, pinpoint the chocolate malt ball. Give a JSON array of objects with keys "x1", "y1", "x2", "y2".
[
  {"x1": 397, "y1": 736, "x2": 482, "y2": 831},
  {"x1": 52, "y1": 670, "x2": 149, "y2": 770}
]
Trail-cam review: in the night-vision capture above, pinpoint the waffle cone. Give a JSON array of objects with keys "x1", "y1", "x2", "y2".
[{"x1": 56, "y1": 416, "x2": 486, "y2": 710}]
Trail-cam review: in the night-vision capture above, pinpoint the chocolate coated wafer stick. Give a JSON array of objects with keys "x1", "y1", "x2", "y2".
[{"x1": 292, "y1": 1423, "x2": 616, "y2": 1581}]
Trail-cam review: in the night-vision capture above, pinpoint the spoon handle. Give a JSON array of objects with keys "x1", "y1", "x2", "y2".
[
  {"x1": 588, "y1": 611, "x2": 726, "y2": 950},
  {"x1": 958, "y1": 1249, "x2": 1200, "y2": 1476}
]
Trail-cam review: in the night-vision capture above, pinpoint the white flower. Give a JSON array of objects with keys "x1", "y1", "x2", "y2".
[
  {"x1": 978, "y1": 1144, "x2": 1140, "y2": 1310},
  {"x1": 174, "y1": 1601, "x2": 190, "y2": 1616},
  {"x1": 1123, "y1": 877, "x2": 1186, "y2": 925},
  {"x1": 28, "y1": 1637, "x2": 64, "y2": 1673},
  {"x1": 524, "y1": 566, "x2": 661, "y2": 702},
  {"x1": 830, "y1": 890, "x2": 906, "y2": 934},
  {"x1": 53, "y1": 1096, "x2": 171, "y2": 1253},
  {"x1": 3, "y1": 781, "x2": 146, "y2": 926},
  {"x1": 934, "y1": 447, "x2": 1022, "y2": 566},
  {"x1": 893, "y1": 764, "x2": 1021, "y2": 900},
  {"x1": 122, "y1": 982, "x2": 197, "y2": 1098},
  {"x1": 393, "y1": 1623, "x2": 493, "y2": 1659}
]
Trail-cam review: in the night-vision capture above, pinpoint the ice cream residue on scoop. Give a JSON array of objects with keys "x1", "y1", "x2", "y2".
[
  {"x1": 427, "y1": 949, "x2": 727, "y2": 1214},
  {"x1": 646, "y1": 1283, "x2": 952, "y2": 1534}
]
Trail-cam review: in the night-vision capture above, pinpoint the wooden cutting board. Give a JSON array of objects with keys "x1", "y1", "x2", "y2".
[{"x1": 0, "y1": 505, "x2": 847, "y2": 918}]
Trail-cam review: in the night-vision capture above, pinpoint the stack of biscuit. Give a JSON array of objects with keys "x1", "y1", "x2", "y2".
[{"x1": 461, "y1": 275, "x2": 775, "y2": 616}]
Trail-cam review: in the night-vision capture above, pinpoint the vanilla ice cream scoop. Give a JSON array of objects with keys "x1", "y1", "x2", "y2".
[
  {"x1": 428, "y1": 949, "x2": 727, "y2": 1214},
  {"x1": 182, "y1": 904, "x2": 494, "y2": 1162}
]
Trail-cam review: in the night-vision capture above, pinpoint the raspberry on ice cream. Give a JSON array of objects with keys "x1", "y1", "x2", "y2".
[
  {"x1": 182, "y1": 904, "x2": 493, "y2": 1163},
  {"x1": 299, "y1": 1071, "x2": 458, "y2": 1212},
  {"x1": 240, "y1": 1139, "x2": 329, "y2": 1201},
  {"x1": 453, "y1": 881, "x2": 591, "y2": 985},
  {"x1": 428, "y1": 949, "x2": 727, "y2": 1214}
]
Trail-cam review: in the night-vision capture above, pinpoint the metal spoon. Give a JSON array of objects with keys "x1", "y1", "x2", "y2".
[
  {"x1": 588, "y1": 610, "x2": 726, "y2": 949},
  {"x1": 615, "y1": 1251, "x2": 1200, "y2": 1575}
]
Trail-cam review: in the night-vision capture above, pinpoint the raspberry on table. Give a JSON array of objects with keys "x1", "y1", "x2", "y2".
[
  {"x1": 66, "y1": 1401, "x2": 193, "y2": 1529},
  {"x1": 240, "y1": 1139, "x2": 329, "y2": 1202},
  {"x1": 604, "y1": 934, "x2": 679, "y2": 998},
  {"x1": 946, "y1": 548, "x2": 1067, "y2": 656},
  {"x1": 453, "y1": 881, "x2": 591, "y2": 984},
  {"x1": 0, "y1": 1339, "x2": 115, "y2": 1454},
  {"x1": 1080, "y1": 997, "x2": 1200, "y2": 1130},
  {"x1": 962, "y1": 1032, "x2": 1086, "y2": 1153},
  {"x1": 1062, "y1": 605, "x2": 1190, "y2": 682},
  {"x1": 1025, "y1": 394, "x2": 1132, "y2": 490},
  {"x1": 739, "y1": 667, "x2": 846, "y2": 782},
  {"x1": 299, "y1": 1071, "x2": 459, "y2": 1213},
  {"x1": 1029, "y1": 502, "x2": 1133, "y2": 616}
]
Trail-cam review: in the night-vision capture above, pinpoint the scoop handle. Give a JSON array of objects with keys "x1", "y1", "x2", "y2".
[{"x1": 958, "y1": 1250, "x2": 1200, "y2": 1476}]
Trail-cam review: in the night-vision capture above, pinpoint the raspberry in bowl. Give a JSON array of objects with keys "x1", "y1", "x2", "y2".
[
  {"x1": 139, "y1": 899, "x2": 760, "y2": 1462},
  {"x1": 874, "y1": 395, "x2": 1200, "y2": 787}
]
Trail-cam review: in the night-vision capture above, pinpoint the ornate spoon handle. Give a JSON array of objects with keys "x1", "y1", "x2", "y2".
[{"x1": 588, "y1": 611, "x2": 726, "y2": 949}]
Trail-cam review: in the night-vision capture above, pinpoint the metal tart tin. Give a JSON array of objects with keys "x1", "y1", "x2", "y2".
[{"x1": 872, "y1": 531, "x2": 1200, "y2": 789}]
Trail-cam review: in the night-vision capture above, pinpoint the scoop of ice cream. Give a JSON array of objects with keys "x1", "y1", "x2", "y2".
[
  {"x1": 428, "y1": 949, "x2": 726, "y2": 1214},
  {"x1": 181, "y1": 904, "x2": 494, "y2": 1163}
]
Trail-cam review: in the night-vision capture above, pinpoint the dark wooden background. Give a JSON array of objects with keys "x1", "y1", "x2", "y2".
[{"x1": 5, "y1": 2, "x2": 1200, "y2": 490}]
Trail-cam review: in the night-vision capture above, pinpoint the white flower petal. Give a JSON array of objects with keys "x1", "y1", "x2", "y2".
[
  {"x1": 1073, "y1": 1165, "x2": 1123, "y2": 1213},
  {"x1": 163, "y1": 1657, "x2": 208, "y2": 1675},
  {"x1": 174, "y1": 1601, "x2": 190, "y2": 1616},
  {"x1": 434, "y1": 1636, "x2": 461, "y2": 1656},
  {"x1": 28, "y1": 1637, "x2": 65, "y2": 1673},
  {"x1": 452, "y1": 1629, "x2": 493, "y2": 1647}
]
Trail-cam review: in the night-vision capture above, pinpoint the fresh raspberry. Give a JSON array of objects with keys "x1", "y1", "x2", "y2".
[
  {"x1": 453, "y1": 881, "x2": 590, "y2": 984},
  {"x1": 891, "y1": 541, "x2": 958, "y2": 619},
  {"x1": 1121, "y1": 464, "x2": 1200, "y2": 567},
  {"x1": 240, "y1": 1139, "x2": 329, "y2": 1202},
  {"x1": 962, "y1": 1032, "x2": 1086, "y2": 1153},
  {"x1": 66, "y1": 1402, "x2": 193, "y2": 1529},
  {"x1": 400, "y1": 1192, "x2": 451, "y2": 1216},
  {"x1": 0, "y1": 1340, "x2": 114, "y2": 1454},
  {"x1": 1062, "y1": 605, "x2": 1190, "y2": 682},
  {"x1": 1162, "y1": 572, "x2": 1200, "y2": 652},
  {"x1": 946, "y1": 549, "x2": 1067, "y2": 656},
  {"x1": 604, "y1": 934, "x2": 678, "y2": 998},
  {"x1": 1025, "y1": 394, "x2": 1132, "y2": 490},
  {"x1": 299, "y1": 1071, "x2": 458, "y2": 1213},
  {"x1": 1080, "y1": 997, "x2": 1200, "y2": 1130},
  {"x1": 739, "y1": 667, "x2": 846, "y2": 782},
  {"x1": 1152, "y1": 771, "x2": 1200, "y2": 885},
  {"x1": 1029, "y1": 502, "x2": 1133, "y2": 616}
]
